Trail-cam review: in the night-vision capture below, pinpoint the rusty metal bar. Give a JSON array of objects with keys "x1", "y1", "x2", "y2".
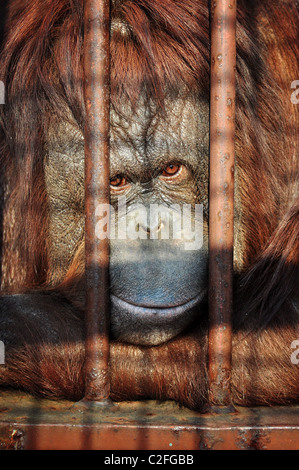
[
  {"x1": 83, "y1": 0, "x2": 111, "y2": 402},
  {"x1": 2, "y1": 392, "x2": 299, "y2": 450},
  {"x1": 208, "y1": 0, "x2": 237, "y2": 406}
]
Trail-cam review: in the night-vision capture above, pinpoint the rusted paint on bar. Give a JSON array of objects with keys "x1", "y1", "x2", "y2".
[
  {"x1": 84, "y1": 0, "x2": 111, "y2": 401},
  {"x1": 1, "y1": 392, "x2": 299, "y2": 450},
  {"x1": 208, "y1": 0, "x2": 237, "y2": 406}
]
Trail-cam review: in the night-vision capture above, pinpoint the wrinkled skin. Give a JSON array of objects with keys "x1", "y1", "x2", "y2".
[{"x1": 45, "y1": 96, "x2": 210, "y2": 345}]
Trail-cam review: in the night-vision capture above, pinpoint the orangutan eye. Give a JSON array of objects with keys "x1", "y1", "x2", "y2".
[
  {"x1": 160, "y1": 163, "x2": 187, "y2": 182},
  {"x1": 161, "y1": 163, "x2": 181, "y2": 176},
  {"x1": 110, "y1": 174, "x2": 130, "y2": 191}
]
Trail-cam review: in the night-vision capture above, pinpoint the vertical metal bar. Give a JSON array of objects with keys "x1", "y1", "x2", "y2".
[
  {"x1": 208, "y1": 0, "x2": 237, "y2": 407},
  {"x1": 83, "y1": 0, "x2": 111, "y2": 402}
]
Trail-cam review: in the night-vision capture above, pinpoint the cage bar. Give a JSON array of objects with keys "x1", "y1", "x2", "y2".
[
  {"x1": 83, "y1": 0, "x2": 111, "y2": 402},
  {"x1": 208, "y1": 0, "x2": 237, "y2": 406}
]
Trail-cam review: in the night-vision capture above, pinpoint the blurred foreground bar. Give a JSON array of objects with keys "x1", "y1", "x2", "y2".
[
  {"x1": 208, "y1": 0, "x2": 237, "y2": 406},
  {"x1": 83, "y1": 0, "x2": 111, "y2": 402}
]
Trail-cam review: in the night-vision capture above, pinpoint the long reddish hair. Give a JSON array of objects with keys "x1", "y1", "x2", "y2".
[{"x1": 0, "y1": 0, "x2": 298, "y2": 327}]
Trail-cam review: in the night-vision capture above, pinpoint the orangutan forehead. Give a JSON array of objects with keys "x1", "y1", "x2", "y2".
[
  {"x1": 46, "y1": 95, "x2": 209, "y2": 175},
  {"x1": 109, "y1": 96, "x2": 209, "y2": 174}
]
